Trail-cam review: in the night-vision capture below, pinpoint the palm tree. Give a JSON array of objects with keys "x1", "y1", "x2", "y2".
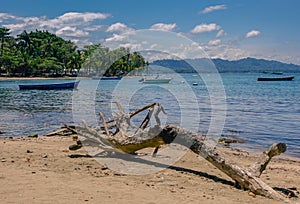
[
  {"x1": 0, "y1": 27, "x2": 10, "y2": 75},
  {"x1": 17, "y1": 31, "x2": 33, "y2": 55},
  {"x1": 0, "y1": 27, "x2": 11, "y2": 56}
]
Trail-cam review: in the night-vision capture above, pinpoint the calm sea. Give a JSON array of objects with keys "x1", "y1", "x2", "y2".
[{"x1": 0, "y1": 73, "x2": 299, "y2": 157}]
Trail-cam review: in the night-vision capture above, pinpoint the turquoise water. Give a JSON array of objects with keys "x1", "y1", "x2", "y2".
[{"x1": 0, "y1": 73, "x2": 299, "y2": 157}]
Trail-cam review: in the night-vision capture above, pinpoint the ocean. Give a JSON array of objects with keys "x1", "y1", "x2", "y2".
[{"x1": 0, "y1": 72, "x2": 299, "y2": 157}]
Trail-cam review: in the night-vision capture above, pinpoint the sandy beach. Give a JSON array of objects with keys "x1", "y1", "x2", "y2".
[{"x1": 0, "y1": 135, "x2": 299, "y2": 204}]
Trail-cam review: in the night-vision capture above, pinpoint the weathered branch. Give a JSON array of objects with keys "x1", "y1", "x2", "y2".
[
  {"x1": 99, "y1": 112, "x2": 110, "y2": 135},
  {"x1": 69, "y1": 103, "x2": 291, "y2": 202},
  {"x1": 114, "y1": 101, "x2": 125, "y2": 114},
  {"x1": 96, "y1": 102, "x2": 157, "y2": 131},
  {"x1": 137, "y1": 106, "x2": 154, "y2": 131},
  {"x1": 249, "y1": 143, "x2": 286, "y2": 177},
  {"x1": 128, "y1": 102, "x2": 157, "y2": 118}
]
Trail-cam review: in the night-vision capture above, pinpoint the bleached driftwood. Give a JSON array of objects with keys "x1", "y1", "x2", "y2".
[{"x1": 70, "y1": 102, "x2": 291, "y2": 203}]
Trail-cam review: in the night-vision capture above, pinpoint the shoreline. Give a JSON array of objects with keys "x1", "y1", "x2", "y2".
[
  {"x1": 0, "y1": 75, "x2": 142, "y2": 81},
  {"x1": 0, "y1": 136, "x2": 299, "y2": 203},
  {"x1": 1, "y1": 133, "x2": 300, "y2": 160},
  {"x1": 0, "y1": 76, "x2": 88, "y2": 81}
]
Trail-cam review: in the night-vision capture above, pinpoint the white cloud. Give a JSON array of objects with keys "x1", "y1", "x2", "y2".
[
  {"x1": 3, "y1": 23, "x2": 25, "y2": 32},
  {"x1": 191, "y1": 23, "x2": 221, "y2": 34},
  {"x1": 0, "y1": 12, "x2": 110, "y2": 34},
  {"x1": 45, "y1": 12, "x2": 110, "y2": 29},
  {"x1": 0, "y1": 13, "x2": 16, "y2": 22},
  {"x1": 2, "y1": 15, "x2": 45, "y2": 33},
  {"x1": 203, "y1": 41, "x2": 251, "y2": 60},
  {"x1": 103, "y1": 29, "x2": 300, "y2": 65},
  {"x1": 22, "y1": 16, "x2": 41, "y2": 24},
  {"x1": 106, "y1": 22, "x2": 134, "y2": 33},
  {"x1": 105, "y1": 33, "x2": 127, "y2": 42},
  {"x1": 245, "y1": 30, "x2": 261, "y2": 38},
  {"x1": 84, "y1": 25, "x2": 103, "y2": 31},
  {"x1": 216, "y1": 29, "x2": 226, "y2": 38},
  {"x1": 56, "y1": 26, "x2": 89, "y2": 37},
  {"x1": 200, "y1": 5, "x2": 227, "y2": 14},
  {"x1": 59, "y1": 12, "x2": 109, "y2": 22},
  {"x1": 0, "y1": 12, "x2": 110, "y2": 46},
  {"x1": 208, "y1": 39, "x2": 221, "y2": 46},
  {"x1": 203, "y1": 39, "x2": 298, "y2": 65},
  {"x1": 104, "y1": 31, "x2": 143, "y2": 52},
  {"x1": 150, "y1": 43, "x2": 158, "y2": 49},
  {"x1": 150, "y1": 23, "x2": 177, "y2": 31}
]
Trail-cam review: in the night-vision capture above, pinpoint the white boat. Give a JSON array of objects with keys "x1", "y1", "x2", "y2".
[{"x1": 140, "y1": 76, "x2": 172, "y2": 84}]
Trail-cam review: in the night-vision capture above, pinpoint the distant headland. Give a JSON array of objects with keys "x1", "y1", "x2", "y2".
[{"x1": 151, "y1": 57, "x2": 300, "y2": 73}]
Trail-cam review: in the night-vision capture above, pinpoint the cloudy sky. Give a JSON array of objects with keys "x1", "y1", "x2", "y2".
[{"x1": 1, "y1": 0, "x2": 300, "y2": 64}]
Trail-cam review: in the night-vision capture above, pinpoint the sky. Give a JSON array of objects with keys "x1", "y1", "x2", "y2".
[{"x1": 1, "y1": 0, "x2": 300, "y2": 64}]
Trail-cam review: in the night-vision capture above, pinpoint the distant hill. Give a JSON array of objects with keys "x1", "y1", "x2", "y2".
[{"x1": 151, "y1": 57, "x2": 300, "y2": 73}]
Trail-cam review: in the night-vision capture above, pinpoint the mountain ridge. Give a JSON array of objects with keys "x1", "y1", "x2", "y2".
[{"x1": 151, "y1": 57, "x2": 300, "y2": 73}]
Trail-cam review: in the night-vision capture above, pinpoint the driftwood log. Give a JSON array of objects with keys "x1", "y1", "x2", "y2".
[{"x1": 69, "y1": 102, "x2": 291, "y2": 203}]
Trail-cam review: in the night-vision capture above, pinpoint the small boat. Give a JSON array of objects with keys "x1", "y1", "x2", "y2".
[
  {"x1": 19, "y1": 81, "x2": 80, "y2": 90},
  {"x1": 263, "y1": 71, "x2": 283, "y2": 75},
  {"x1": 140, "y1": 78, "x2": 172, "y2": 84},
  {"x1": 92, "y1": 76, "x2": 122, "y2": 80},
  {"x1": 192, "y1": 82, "x2": 198, "y2": 86},
  {"x1": 257, "y1": 76, "x2": 294, "y2": 81},
  {"x1": 271, "y1": 72, "x2": 284, "y2": 75},
  {"x1": 139, "y1": 74, "x2": 172, "y2": 84}
]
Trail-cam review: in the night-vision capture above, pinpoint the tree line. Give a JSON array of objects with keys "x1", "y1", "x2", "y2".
[{"x1": 0, "y1": 27, "x2": 147, "y2": 77}]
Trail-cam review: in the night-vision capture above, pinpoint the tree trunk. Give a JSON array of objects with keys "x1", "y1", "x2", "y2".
[{"x1": 70, "y1": 103, "x2": 291, "y2": 203}]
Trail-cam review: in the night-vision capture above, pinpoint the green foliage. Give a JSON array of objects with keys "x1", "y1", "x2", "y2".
[
  {"x1": 80, "y1": 45, "x2": 147, "y2": 76},
  {"x1": 0, "y1": 28, "x2": 147, "y2": 77}
]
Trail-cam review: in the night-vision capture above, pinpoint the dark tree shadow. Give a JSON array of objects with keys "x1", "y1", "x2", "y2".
[
  {"x1": 70, "y1": 151, "x2": 236, "y2": 187},
  {"x1": 69, "y1": 151, "x2": 299, "y2": 199},
  {"x1": 68, "y1": 154, "x2": 93, "y2": 158},
  {"x1": 273, "y1": 187, "x2": 298, "y2": 198}
]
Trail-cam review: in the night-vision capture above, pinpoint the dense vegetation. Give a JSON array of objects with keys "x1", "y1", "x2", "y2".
[
  {"x1": 0, "y1": 27, "x2": 147, "y2": 77},
  {"x1": 81, "y1": 44, "x2": 148, "y2": 77}
]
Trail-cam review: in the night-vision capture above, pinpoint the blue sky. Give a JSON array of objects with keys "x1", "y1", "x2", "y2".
[{"x1": 1, "y1": 0, "x2": 300, "y2": 64}]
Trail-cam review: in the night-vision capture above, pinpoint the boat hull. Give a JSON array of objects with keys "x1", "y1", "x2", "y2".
[
  {"x1": 257, "y1": 76, "x2": 294, "y2": 81},
  {"x1": 19, "y1": 81, "x2": 80, "y2": 90},
  {"x1": 142, "y1": 78, "x2": 172, "y2": 84}
]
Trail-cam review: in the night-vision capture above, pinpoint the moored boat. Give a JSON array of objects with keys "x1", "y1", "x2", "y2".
[
  {"x1": 140, "y1": 77, "x2": 172, "y2": 84},
  {"x1": 19, "y1": 81, "x2": 80, "y2": 90},
  {"x1": 139, "y1": 74, "x2": 172, "y2": 84},
  {"x1": 262, "y1": 71, "x2": 284, "y2": 75},
  {"x1": 257, "y1": 76, "x2": 294, "y2": 81}
]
